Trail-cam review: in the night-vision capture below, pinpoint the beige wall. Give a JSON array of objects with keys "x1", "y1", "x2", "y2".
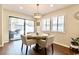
[
  {"x1": 1, "y1": 5, "x2": 79, "y2": 48},
  {"x1": 2, "y1": 8, "x2": 33, "y2": 46},
  {"x1": 38, "y1": 5, "x2": 79, "y2": 47},
  {"x1": 0, "y1": 5, "x2": 2, "y2": 47}
]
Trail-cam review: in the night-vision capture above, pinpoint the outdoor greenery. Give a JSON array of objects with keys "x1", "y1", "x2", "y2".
[{"x1": 71, "y1": 37, "x2": 79, "y2": 46}]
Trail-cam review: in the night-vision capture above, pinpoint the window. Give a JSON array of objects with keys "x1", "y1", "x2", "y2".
[
  {"x1": 51, "y1": 16, "x2": 58, "y2": 32},
  {"x1": 42, "y1": 15, "x2": 64, "y2": 32},
  {"x1": 25, "y1": 20, "x2": 34, "y2": 33},
  {"x1": 9, "y1": 17, "x2": 24, "y2": 35},
  {"x1": 9, "y1": 16, "x2": 35, "y2": 38},
  {"x1": 9, "y1": 17, "x2": 24, "y2": 40},
  {"x1": 42, "y1": 18, "x2": 50, "y2": 31},
  {"x1": 51, "y1": 15, "x2": 64, "y2": 32},
  {"x1": 58, "y1": 16, "x2": 64, "y2": 32}
]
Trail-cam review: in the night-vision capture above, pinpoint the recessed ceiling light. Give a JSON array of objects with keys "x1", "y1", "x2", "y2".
[
  {"x1": 19, "y1": 6, "x2": 23, "y2": 10},
  {"x1": 50, "y1": 4, "x2": 54, "y2": 7}
]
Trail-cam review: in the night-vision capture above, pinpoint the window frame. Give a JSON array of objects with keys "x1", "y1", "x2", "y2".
[
  {"x1": 41, "y1": 15, "x2": 65, "y2": 33},
  {"x1": 9, "y1": 16, "x2": 35, "y2": 35},
  {"x1": 41, "y1": 18, "x2": 51, "y2": 32},
  {"x1": 51, "y1": 15, "x2": 65, "y2": 32},
  {"x1": 57, "y1": 15, "x2": 64, "y2": 32},
  {"x1": 51, "y1": 16, "x2": 58, "y2": 32},
  {"x1": 25, "y1": 19, "x2": 35, "y2": 33}
]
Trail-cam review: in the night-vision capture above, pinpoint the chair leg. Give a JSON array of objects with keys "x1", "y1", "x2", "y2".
[
  {"x1": 25, "y1": 46, "x2": 28, "y2": 55},
  {"x1": 21, "y1": 43, "x2": 23, "y2": 52},
  {"x1": 51, "y1": 44, "x2": 54, "y2": 54},
  {"x1": 44, "y1": 48, "x2": 47, "y2": 55}
]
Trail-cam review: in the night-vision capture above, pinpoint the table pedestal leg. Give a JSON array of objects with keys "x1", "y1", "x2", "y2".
[{"x1": 33, "y1": 43, "x2": 40, "y2": 52}]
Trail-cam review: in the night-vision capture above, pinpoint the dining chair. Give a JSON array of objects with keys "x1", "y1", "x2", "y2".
[
  {"x1": 38, "y1": 35, "x2": 54, "y2": 55},
  {"x1": 21, "y1": 35, "x2": 36, "y2": 55}
]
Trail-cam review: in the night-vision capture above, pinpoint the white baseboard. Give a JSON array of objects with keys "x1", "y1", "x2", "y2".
[
  {"x1": 53, "y1": 42, "x2": 69, "y2": 48},
  {"x1": 0, "y1": 43, "x2": 4, "y2": 47},
  {"x1": 4, "y1": 40, "x2": 9, "y2": 43},
  {"x1": 0, "y1": 41, "x2": 9, "y2": 47},
  {"x1": 0, "y1": 40, "x2": 9, "y2": 47}
]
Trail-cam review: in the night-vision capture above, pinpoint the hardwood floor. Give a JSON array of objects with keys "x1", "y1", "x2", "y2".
[{"x1": 0, "y1": 40, "x2": 76, "y2": 55}]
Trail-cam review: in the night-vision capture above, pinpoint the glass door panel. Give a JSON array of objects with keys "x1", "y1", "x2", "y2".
[
  {"x1": 9, "y1": 17, "x2": 24, "y2": 41},
  {"x1": 25, "y1": 20, "x2": 34, "y2": 34}
]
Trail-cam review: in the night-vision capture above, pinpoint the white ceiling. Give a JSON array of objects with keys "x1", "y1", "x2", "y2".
[{"x1": 3, "y1": 4, "x2": 72, "y2": 17}]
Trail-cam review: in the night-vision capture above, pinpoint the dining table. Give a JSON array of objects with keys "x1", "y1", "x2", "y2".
[{"x1": 27, "y1": 34, "x2": 48, "y2": 52}]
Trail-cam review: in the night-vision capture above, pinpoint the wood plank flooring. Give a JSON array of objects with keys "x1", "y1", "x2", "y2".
[{"x1": 0, "y1": 40, "x2": 76, "y2": 55}]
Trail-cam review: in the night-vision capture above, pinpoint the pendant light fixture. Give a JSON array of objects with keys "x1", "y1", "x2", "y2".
[{"x1": 34, "y1": 4, "x2": 41, "y2": 19}]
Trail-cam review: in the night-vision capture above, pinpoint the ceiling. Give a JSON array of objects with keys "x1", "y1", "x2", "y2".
[{"x1": 3, "y1": 4, "x2": 72, "y2": 17}]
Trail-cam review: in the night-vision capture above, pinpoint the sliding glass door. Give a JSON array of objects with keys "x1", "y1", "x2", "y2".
[
  {"x1": 25, "y1": 20, "x2": 34, "y2": 34},
  {"x1": 9, "y1": 17, "x2": 24, "y2": 41},
  {"x1": 9, "y1": 16, "x2": 34, "y2": 41}
]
